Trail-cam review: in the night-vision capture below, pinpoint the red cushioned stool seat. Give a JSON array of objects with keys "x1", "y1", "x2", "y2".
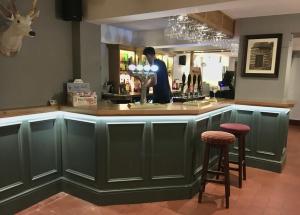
[
  {"x1": 199, "y1": 131, "x2": 235, "y2": 208},
  {"x1": 220, "y1": 123, "x2": 250, "y2": 135},
  {"x1": 219, "y1": 123, "x2": 251, "y2": 188},
  {"x1": 201, "y1": 131, "x2": 236, "y2": 145}
]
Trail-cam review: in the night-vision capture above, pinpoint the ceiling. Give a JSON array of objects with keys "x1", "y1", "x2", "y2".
[
  {"x1": 110, "y1": 0, "x2": 300, "y2": 31},
  {"x1": 112, "y1": 17, "x2": 169, "y2": 31},
  {"x1": 223, "y1": 0, "x2": 300, "y2": 19}
]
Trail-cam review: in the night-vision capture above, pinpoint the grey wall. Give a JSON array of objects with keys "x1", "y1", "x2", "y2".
[
  {"x1": 79, "y1": 22, "x2": 102, "y2": 96},
  {"x1": 235, "y1": 13, "x2": 300, "y2": 101},
  {"x1": 288, "y1": 52, "x2": 300, "y2": 120},
  {"x1": 0, "y1": 0, "x2": 73, "y2": 109}
]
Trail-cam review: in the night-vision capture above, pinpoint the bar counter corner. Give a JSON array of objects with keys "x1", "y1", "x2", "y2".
[{"x1": 0, "y1": 100, "x2": 293, "y2": 214}]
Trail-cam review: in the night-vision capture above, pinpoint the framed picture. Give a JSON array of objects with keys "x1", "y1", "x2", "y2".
[{"x1": 242, "y1": 34, "x2": 282, "y2": 78}]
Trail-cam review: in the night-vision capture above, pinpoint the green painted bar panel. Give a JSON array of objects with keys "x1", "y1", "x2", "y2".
[
  {"x1": 233, "y1": 110, "x2": 256, "y2": 155},
  {"x1": 193, "y1": 118, "x2": 209, "y2": 177},
  {"x1": 63, "y1": 119, "x2": 97, "y2": 185},
  {"x1": 209, "y1": 113, "x2": 223, "y2": 158},
  {"x1": 221, "y1": 110, "x2": 233, "y2": 124},
  {"x1": 0, "y1": 105, "x2": 291, "y2": 213},
  {"x1": 256, "y1": 112, "x2": 280, "y2": 160},
  {"x1": 106, "y1": 123, "x2": 146, "y2": 184},
  {"x1": 0, "y1": 124, "x2": 25, "y2": 200},
  {"x1": 151, "y1": 122, "x2": 189, "y2": 182},
  {"x1": 29, "y1": 119, "x2": 60, "y2": 184},
  {"x1": 210, "y1": 114, "x2": 222, "y2": 131}
]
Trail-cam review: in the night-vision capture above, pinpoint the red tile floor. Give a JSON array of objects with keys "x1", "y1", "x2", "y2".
[{"x1": 17, "y1": 126, "x2": 300, "y2": 215}]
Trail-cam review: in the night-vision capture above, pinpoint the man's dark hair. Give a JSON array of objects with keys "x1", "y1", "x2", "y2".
[{"x1": 143, "y1": 47, "x2": 156, "y2": 56}]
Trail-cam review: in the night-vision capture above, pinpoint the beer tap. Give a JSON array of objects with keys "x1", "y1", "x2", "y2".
[
  {"x1": 197, "y1": 73, "x2": 202, "y2": 96},
  {"x1": 181, "y1": 73, "x2": 186, "y2": 95},
  {"x1": 187, "y1": 74, "x2": 191, "y2": 97},
  {"x1": 192, "y1": 74, "x2": 196, "y2": 97}
]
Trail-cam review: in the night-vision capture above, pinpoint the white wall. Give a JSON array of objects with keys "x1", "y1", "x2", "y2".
[
  {"x1": 173, "y1": 54, "x2": 191, "y2": 81},
  {"x1": 194, "y1": 53, "x2": 229, "y2": 86},
  {"x1": 101, "y1": 24, "x2": 134, "y2": 46}
]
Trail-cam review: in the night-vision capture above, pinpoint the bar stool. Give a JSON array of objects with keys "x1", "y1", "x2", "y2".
[
  {"x1": 220, "y1": 123, "x2": 250, "y2": 188},
  {"x1": 198, "y1": 131, "x2": 236, "y2": 208}
]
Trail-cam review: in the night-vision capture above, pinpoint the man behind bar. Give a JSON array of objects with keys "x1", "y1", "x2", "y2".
[{"x1": 143, "y1": 47, "x2": 171, "y2": 104}]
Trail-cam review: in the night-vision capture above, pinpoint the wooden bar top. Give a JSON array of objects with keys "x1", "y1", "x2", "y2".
[
  {"x1": 0, "y1": 99, "x2": 295, "y2": 118},
  {"x1": 234, "y1": 99, "x2": 295, "y2": 108},
  {"x1": 60, "y1": 101, "x2": 231, "y2": 116},
  {"x1": 0, "y1": 106, "x2": 59, "y2": 118}
]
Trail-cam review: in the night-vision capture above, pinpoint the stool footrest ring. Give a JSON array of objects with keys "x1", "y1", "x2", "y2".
[
  {"x1": 206, "y1": 179, "x2": 225, "y2": 184},
  {"x1": 207, "y1": 170, "x2": 224, "y2": 175}
]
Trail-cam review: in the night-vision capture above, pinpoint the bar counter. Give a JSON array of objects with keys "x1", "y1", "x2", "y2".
[
  {"x1": 0, "y1": 99, "x2": 294, "y2": 118},
  {"x1": 0, "y1": 100, "x2": 294, "y2": 214}
]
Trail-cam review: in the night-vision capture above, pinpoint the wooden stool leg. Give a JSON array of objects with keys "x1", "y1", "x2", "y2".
[
  {"x1": 242, "y1": 135, "x2": 247, "y2": 180},
  {"x1": 216, "y1": 148, "x2": 223, "y2": 180},
  {"x1": 198, "y1": 143, "x2": 210, "y2": 203},
  {"x1": 238, "y1": 136, "x2": 243, "y2": 188},
  {"x1": 223, "y1": 145, "x2": 230, "y2": 208}
]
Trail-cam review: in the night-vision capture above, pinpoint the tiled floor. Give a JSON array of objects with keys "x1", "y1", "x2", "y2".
[{"x1": 17, "y1": 126, "x2": 300, "y2": 215}]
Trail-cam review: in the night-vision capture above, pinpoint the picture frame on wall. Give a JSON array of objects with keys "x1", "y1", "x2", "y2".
[{"x1": 242, "y1": 34, "x2": 282, "y2": 78}]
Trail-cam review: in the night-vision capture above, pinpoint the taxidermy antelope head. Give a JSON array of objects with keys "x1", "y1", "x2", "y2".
[{"x1": 0, "y1": 0, "x2": 39, "y2": 57}]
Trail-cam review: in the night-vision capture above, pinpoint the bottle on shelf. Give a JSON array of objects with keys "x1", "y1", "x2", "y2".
[{"x1": 125, "y1": 80, "x2": 131, "y2": 93}]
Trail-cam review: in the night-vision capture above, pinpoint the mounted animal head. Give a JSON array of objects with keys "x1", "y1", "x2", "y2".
[{"x1": 0, "y1": 0, "x2": 39, "y2": 57}]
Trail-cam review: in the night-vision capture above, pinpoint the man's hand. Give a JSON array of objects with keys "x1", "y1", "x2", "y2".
[
  {"x1": 146, "y1": 74, "x2": 157, "y2": 87},
  {"x1": 127, "y1": 70, "x2": 141, "y2": 81}
]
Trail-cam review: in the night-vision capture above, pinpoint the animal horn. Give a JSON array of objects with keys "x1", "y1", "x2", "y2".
[
  {"x1": 0, "y1": 3, "x2": 13, "y2": 20},
  {"x1": 0, "y1": 3, "x2": 11, "y2": 17},
  {"x1": 28, "y1": 0, "x2": 39, "y2": 19},
  {"x1": 9, "y1": 0, "x2": 19, "y2": 16}
]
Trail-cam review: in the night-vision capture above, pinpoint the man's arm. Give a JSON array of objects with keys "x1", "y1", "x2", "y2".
[
  {"x1": 127, "y1": 70, "x2": 141, "y2": 81},
  {"x1": 146, "y1": 73, "x2": 157, "y2": 87}
]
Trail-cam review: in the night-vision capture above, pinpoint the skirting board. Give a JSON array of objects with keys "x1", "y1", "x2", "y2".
[
  {"x1": 0, "y1": 179, "x2": 61, "y2": 215},
  {"x1": 229, "y1": 153, "x2": 286, "y2": 173},
  {"x1": 0, "y1": 157, "x2": 220, "y2": 214},
  {"x1": 290, "y1": 120, "x2": 300, "y2": 126},
  {"x1": 61, "y1": 178, "x2": 200, "y2": 206},
  {"x1": 0, "y1": 178, "x2": 201, "y2": 215}
]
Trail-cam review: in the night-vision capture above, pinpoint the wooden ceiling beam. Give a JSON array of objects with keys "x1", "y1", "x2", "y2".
[{"x1": 188, "y1": 11, "x2": 235, "y2": 37}]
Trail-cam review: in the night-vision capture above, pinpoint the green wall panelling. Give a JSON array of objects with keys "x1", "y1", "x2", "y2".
[
  {"x1": 63, "y1": 119, "x2": 97, "y2": 187},
  {"x1": 193, "y1": 117, "x2": 210, "y2": 178},
  {"x1": 221, "y1": 110, "x2": 233, "y2": 124},
  {"x1": 0, "y1": 179, "x2": 61, "y2": 215},
  {"x1": 210, "y1": 114, "x2": 222, "y2": 131},
  {"x1": 0, "y1": 105, "x2": 291, "y2": 213},
  {"x1": 104, "y1": 121, "x2": 147, "y2": 188},
  {"x1": 150, "y1": 121, "x2": 190, "y2": 186},
  {"x1": 28, "y1": 119, "x2": 61, "y2": 186},
  {"x1": 232, "y1": 109, "x2": 256, "y2": 156},
  {"x1": 278, "y1": 112, "x2": 289, "y2": 160},
  {"x1": 209, "y1": 113, "x2": 223, "y2": 161},
  {"x1": 255, "y1": 112, "x2": 281, "y2": 160},
  {"x1": 0, "y1": 123, "x2": 26, "y2": 201}
]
